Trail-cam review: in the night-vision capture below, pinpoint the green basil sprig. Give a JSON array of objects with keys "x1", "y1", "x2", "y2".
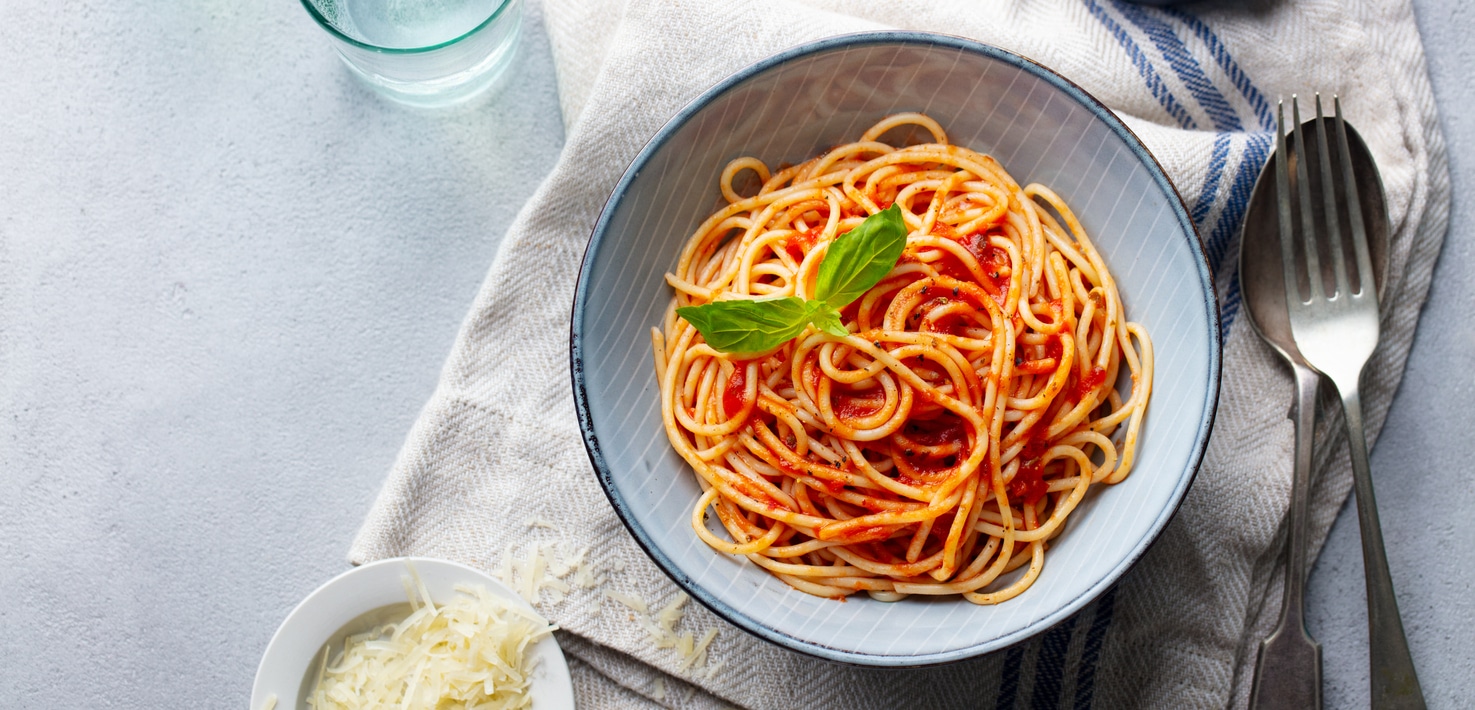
[{"x1": 676, "y1": 205, "x2": 906, "y2": 354}]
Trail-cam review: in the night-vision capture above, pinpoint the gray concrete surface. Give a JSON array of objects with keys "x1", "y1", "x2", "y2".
[
  {"x1": 0, "y1": 0, "x2": 1469, "y2": 707},
  {"x1": 0, "y1": 0, "x2": 566, "y2": 705}
]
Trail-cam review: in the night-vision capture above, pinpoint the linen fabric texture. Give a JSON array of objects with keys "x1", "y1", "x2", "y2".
[{"x1": 350, "y1": 0, "x2": 1449, "y2": 707}]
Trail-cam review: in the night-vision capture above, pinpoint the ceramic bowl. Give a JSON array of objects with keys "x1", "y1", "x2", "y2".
[
  {"x1": 251, "y1": 557, "x2": 574, "y2": 708},
  {"x1": 571, "y1": 31, "x2": 1219, "y2": 666}
]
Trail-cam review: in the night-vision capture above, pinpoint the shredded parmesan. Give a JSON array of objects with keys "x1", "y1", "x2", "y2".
[
  {"x1": 305, "y1": 581, "x2": 555, "y2": 709},
  {"x1": 680, "y1": 628, "x2": 720, "y2": 673},
  {"x1": 705, "y1": 659, "x2": 725, "y2": 680},
  {"x1": 656, "y1": 592, "x2": 688, "y2": 632},
  {"x1": 499, "y1": 542, "x2": 602, "y2": 605},
  {"x1": 604, "y1": 589, "x2": 648, "y2": 615},
  {"x1": 604, "y1": 589, "x2": 721, "y2": 677},
  {"x1": 498, "y1": 537, "x2": 723, "y2": 680},
  {"x1": 261, "y1": 694, "x2": 277, "y2": 710}
]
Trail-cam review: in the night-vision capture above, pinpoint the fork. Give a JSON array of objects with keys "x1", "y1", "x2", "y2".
[{"x1": 1275, "y1": 94, "x2": 1426, "y2": 709}]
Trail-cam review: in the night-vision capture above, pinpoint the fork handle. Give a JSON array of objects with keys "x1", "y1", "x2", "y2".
[
  {"x1": 1334, "y1": 382, "x2": 1427, "y2": 709},
  {"x1": 1249, "y1": 363, "x2": 1322, "y2": 710}
]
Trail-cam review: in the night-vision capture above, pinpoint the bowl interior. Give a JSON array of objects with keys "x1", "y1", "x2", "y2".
[
  {"x1": 573, "y1": 33, "x2": 1217, "y2": 665},
  {"x1": 251, "y1": 557, "x2": 573, "y2": 708}
]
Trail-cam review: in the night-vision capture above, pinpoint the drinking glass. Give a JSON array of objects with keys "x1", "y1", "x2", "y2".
[{"x1": 301, "y1": 0, "x2": 522, "y2": 108}]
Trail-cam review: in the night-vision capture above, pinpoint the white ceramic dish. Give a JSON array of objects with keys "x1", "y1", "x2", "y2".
[
  {"x1": 251, "y1": 557, "x2": 574, "y2": 709},
  {"x1": 571, "y1": 32, "x2": 1219, "y2": 665}
]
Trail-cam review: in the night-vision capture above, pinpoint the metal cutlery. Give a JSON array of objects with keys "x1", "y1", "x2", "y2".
[
  {"x1": 1240, "y1": 99, "x2": 1340, "y2": 710},
  {"x1": 1244, "y1": 94, "x2": 1424, "y2": 709}
]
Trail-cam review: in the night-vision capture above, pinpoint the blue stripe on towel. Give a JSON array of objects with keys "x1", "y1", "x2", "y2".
[
  {"x1": 1110, "y1": 0, "x2": 1242, "y2": 132},
  {"x1": 1162, "y1": 7, "x2": 1275, "y2": 130},
  {"x1": 1208, "y1": 131, "x2": 1274, "y2": 335},
  {"x1": 1221, "y1": 277, "x2": 1245, "y2": 340},
  {"x1": 1193, "y1": 132, "x2": 1234, "y2": 228},
  {"x1": 1082, "y1": 0, "x2": 1196, "y2": 129},
  {"x1": 1072, "y1": 585, "x2": 1119, "y2": 709},
  {"x1": 1030, "y1": 615, "x2": 1081, "y2": 709},
  {"x1": 997, "y1": 644, "x2": 1029, "y2": 710}
]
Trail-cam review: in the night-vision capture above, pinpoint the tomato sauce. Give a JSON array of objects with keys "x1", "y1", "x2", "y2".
[
  {"x1": 932, "y1": 253, "x2": 976, "y2": 284},
  {"x1": 722, "y1": 361, "x2": 752, "y2": 419},
  {"x1": 904, "y1": 415, "x2": 968, "y2": 448},
  {"x1": 1044, "y1": 335, "x2": 1063, "y2": 362},
  {"x1": 1020, "y1": 430, "x2": 1050, "y2": 461},
  {"x1": 930, "y1": 316, "x2": 970, "y2": 337},
  {"x1": 832, "y1": 525, "x2": 893, "y2": 544},
  {"x1": 1072, "y1": 366, "x2": 1107, "y2": 401},
  {"x1": 1014, "y1": 358, "x2": 1057, "y2": 375},
  {"x1": 962, "y1": 237, "x2": 1010, "y2": 302},
  {"x1": 962, "y1": 233, "x2": 991, "y2": 261},
  {"x1": 833, "y1": 392, "x2": 884, "y2": 420},
  {"x1": 783, "y1": 227, "x2": 821, "y2": 262},
  {"x1": 1009, "y1": 428, "x2": 1051, "y2": 506},
  {"x1": 1008, "y1": 458, "x2": 1048, "y2": 506},
  {"x1": 928, "y1": 512, "x2": 957, "y2": 539},
  {"x1": 804, "y1": 363, "x2": 821, "y2": 394}
]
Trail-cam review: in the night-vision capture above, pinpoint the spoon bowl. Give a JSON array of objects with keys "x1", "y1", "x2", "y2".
[{"x1": 1241, "y1": 117, "x2": 1389, "y2": 360}]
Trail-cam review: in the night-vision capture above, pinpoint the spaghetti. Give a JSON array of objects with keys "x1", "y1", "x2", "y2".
[{"x1": 650, "y1": 113, "x2": 1153, "y2": 603}]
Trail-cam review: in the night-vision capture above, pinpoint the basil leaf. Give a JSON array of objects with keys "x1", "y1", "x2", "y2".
[
  {"x1": 677, "y1": 297, "x2": 815, "y2": 354},
  {"x1": 674, "y1": 207, "x2": 904, "y2": 354},
  {"x1": 808, "y1": 302, "x2": 849, "y2": 338},
  {"x1": 814, "y1": 205, "x2": 907, "y2": 308}
]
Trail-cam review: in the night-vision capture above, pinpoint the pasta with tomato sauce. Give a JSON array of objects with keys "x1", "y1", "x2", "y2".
[{"x1": 650, "y1": 113, "x2": 1153, "y2": 603}]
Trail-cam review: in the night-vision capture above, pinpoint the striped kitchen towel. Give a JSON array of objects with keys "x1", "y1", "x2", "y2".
[{"x1": 350, "y1": 0, "x2": 1449, "y2": 707}]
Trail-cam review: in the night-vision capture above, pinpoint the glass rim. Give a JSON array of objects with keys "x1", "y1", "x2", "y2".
[{"x1": 299, "y1": 0, "x2": 515, "y2": 54}]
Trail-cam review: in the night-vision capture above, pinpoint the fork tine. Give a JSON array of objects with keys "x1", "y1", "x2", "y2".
[
  {"x1": 1275, "y1": 100, "x2": 1301, "y2": 306},
  {"x1": 1334, "y1": 95, "x2": 1376, "y2": 299},
  {"x1": 1313, "y1": 94, "x2": 1352, "y2": 299},
  {"x1": 1290, "y1": 97, "x2": 1324, "y2": 302}
]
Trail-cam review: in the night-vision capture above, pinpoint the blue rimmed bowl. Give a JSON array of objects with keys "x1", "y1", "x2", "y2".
[{"x1": 570, "y1": 32, "x2": 1218, "y2": 666}]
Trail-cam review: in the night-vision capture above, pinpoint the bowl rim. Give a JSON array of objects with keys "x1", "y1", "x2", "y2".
[
  {"x1": 298, "y1": 0, "x2": 518, "y2": 55},
  {"x1": 569, "y1": 30, "x2": 1221, "y2": 666}
]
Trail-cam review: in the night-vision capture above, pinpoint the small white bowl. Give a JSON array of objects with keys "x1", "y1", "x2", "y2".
[{"x1": 252, "y1": 557, "x2": 574, "y2": 709}]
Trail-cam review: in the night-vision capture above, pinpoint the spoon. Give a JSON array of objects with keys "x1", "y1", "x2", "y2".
[{"x1": 1239, "y1": 114, "x2": 1389, "y2": 710}]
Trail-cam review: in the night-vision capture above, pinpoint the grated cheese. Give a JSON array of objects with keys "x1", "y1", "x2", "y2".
[
  {"x1": 605, "y1": 589, "x2": 721, "y2": 676},
  {"x1": 499, "y1": 537, "x2": 724, "y2": 681},
  {"x1": 604, "y1": 589, "x2": 648, "y2": 615},
  {"x1": 680, "y1": 628, "x2": 719, "y2": 674},
  {"x1": 572, "y1": 558, "x2": 600, "y2": 589},
  {"x1": 261, "y1": 694, "x2": 277, "y2": 710},
  {"x1": 705, "y1": 660, "x2": 725, "y2": 681},
  {"x1": 305, "y1": 580, "x2": 555, "y2": 710},
  {"x1": 499, "y1": 542, "x2": 602, "y2": 605},
  {"x1": 655, "y1": 592, "x2": 688, "y2": 633}
]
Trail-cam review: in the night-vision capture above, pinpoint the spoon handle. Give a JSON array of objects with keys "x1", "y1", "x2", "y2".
[
  {"x1": 1249, "y1": 363, "x2": 1321, "y2": 710},
  {"x1": 1334, "y1": 381, "x2": 1426, "y2": 709}
]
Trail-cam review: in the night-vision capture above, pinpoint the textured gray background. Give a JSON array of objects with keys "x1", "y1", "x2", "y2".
[{"x1": 0, "y1": 0, "x2": 1469, "y2": 708}]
